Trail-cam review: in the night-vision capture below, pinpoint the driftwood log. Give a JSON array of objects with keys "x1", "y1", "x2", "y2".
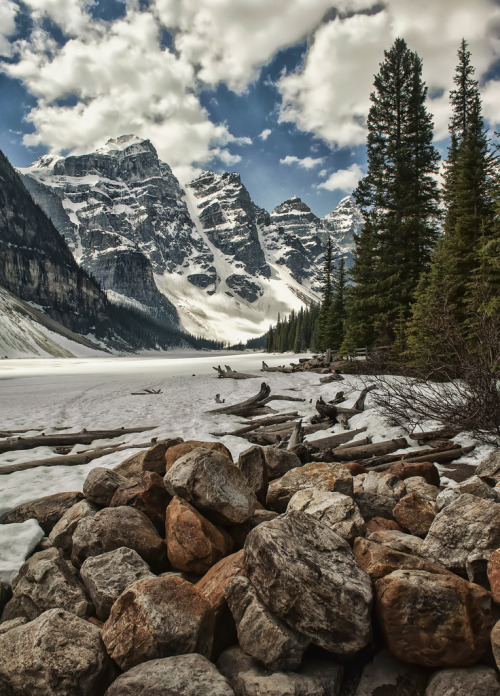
[
  {"x1": 131, "y1": 388, "x2": 162, "y2": 395},
  {"x1": 207, "y1": 382, "x2": 304, "y2": 418},
  {"x1": 409, "y1": 427, "x2": 462, "y2": 444},
  {"x1": 211, "y1": 412, "x2": 299, "y2": 437},
  {"x1": 287, "y1": 420, "x2": 304, "y2": 450},
  {"x1": 308, "y1": 427, "x2": 368, "y2": 453},
  {"x1": 214, "y1": 365, "x2": 257, "y2": 379},
  {"x1": 261, "y1": 362, "x2": 294, "y2": 374},
  {"x1": 316, "y1": 437, "x2": 408, "y2": 463},
  {"x1": 0, "y1": 441, "x2": 154, "y2": 476},
  {"x1": 361, "y1": 442, "x2": 462, "y2": 468},
  {"x1": 0, "y1": 426, "x2": 157, "y2": 455},
  {"x1": 369, "y1": 444, "x2": 476, "y2": 471}
]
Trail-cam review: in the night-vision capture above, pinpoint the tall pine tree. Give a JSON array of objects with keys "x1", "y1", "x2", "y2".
[{"x1": 341, "y1": 38, "x2": 440, "y2": 352}]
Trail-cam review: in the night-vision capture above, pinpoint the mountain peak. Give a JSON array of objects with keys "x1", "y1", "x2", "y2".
[
  {"x1": 97, "y1": 134, "x2": 151, "y2": 154},
  {"x1": 272, "y1": 196, "x2": 313, "y2": 217}
]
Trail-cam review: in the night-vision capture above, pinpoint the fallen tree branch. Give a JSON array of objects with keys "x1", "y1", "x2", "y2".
[
  {"x1": 0, "y1": 441, "x2": 154, "y2": 475},
  {"x1": 0, "y1": 426, "x2": 157, "y2": 455},
  {"x1": 369, "y1": 444, "x2": 476, "y2": 471},
  {"x1": 207, "y1": 382, "x2": 304, "y2": 418},
  {"x1": 211, "y1": 412, "x2": 299, "y2": 437},
  {"x1": 287, "y1": 420, "x2": 304, "y2": 450},
  {"x1": 213, "y1": 365, "x2": 258, "y2": 379},
  {"x1": 327, "y1": 437, "x2": 409, "y2": 462}
]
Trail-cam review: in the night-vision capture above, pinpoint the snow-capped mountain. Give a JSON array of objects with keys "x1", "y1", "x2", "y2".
[
  {"x1": 322, "y1": 195, "x2": 363, "y2": 268},
  {"x1": 20, "y1": 135, "x2": 360, "y2": 342}
]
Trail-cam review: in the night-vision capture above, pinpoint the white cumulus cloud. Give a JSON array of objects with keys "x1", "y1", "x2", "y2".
[
  {"x1": 317, "y1": 163, "x2": 364, "y2": 192},
  {"x1": 259, "y1": 128, "x2": 272, "y2": 141},
  {"x1": 0, "y1": 0, "x2": 19, "y2": 57},
  {"x1": 280, "y1": 155, "x2": 324, "y2": 169}
]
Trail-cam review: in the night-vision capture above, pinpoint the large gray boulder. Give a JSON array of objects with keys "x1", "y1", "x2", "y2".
[
  {"x1": 218, "y1": 646, "x2": 343, "y2": 696},
  {"x1": 367, "y1": 529, "x2": 424, "y2": 557},
  {"x1": 287, "y1": 489, "x2": 365, "y2": 543},
  {"x1": 362, "y1": 471, "x2": 407, "y2": 500},
  {"x1": 164, "y1": 447, "x2": 256, "y2": 525},
  {"x1": 49, "y1": 500, "x2": 99, "y2": 555},
  {"x1": 0, "y1": 608, "x2": 115, "y2": 695},
  {"x1": 71, "y1": 506, "x2": 166, "y2": 571},
  {"x1": 425, "y1": 666, "x2": 500, "y2": 695},
  {"x1": 80, "y1": 547, "x2": 154, "y2": 620},
  {"x1": 1, "y1": 547, "x2": 92, "y2": 623},
  {"x1": 243, "y1": 511, "x2": 372, "y2": 655},
  {"x1": 104, "y1": 654, "x2": 235, "y2": 695},
  {"x1": 476, "y1": 449, "x2": 500, "y2": 482},
  {"x1": 225, "y1": 575, "x2": 309, "y2": 671},
  {"x1": 421, "y1": 494, "x2": 500, "y2": 571}
]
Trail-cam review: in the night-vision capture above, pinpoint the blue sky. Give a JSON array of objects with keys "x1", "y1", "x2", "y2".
[{"x1": 1, "y1": 0, "x2": 500, "y2": 217}]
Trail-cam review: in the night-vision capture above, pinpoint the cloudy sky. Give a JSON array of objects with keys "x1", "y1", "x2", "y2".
[{"x1": 1, "y1": 0, "x2": 500, "y2": 216}]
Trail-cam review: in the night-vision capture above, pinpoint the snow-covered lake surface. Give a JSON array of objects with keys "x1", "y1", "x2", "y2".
[{"x1": 0, "y1": 351, "x2": 492, "y2": 581}]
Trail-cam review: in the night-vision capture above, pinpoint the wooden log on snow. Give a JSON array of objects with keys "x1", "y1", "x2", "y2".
[
  {"x1": 261, "y1": 362, "x2": 293, "y2": 373},
  {"x1": 0, "y1": 426, "x2": 157, "y2": 455},
  {"x1": 369, "y1": 444, "x2": 476, "y2": 471},
  {"x1": 353, "y1": 384, "x2": 376, "y2": 411},
  {"x1": 319, "y1": 374, "x2": 344, "y2": 384},
  {"x1": 362, "y1": 442, "x2": 460, "y2": 468},
  {"x1": 409, "y1": 427, "x2": 462, "y2": 444},
  {"x1": 210, "y1": 412, "x2": 299, "y2": 437},
  {"x1": 0, "y1": 441, "x2": 154, "y2": 475},
  {"x1": 307, "y1": 427, "x2": 368, "y2": 452},
  {"x1": 213, "y1": 365, "x2": 258, "y2": 379},
  {"x1": 287, "y1": 420, "x2": 304, "y2": 450},
  {"x1": 328, "y1": 437, "x2": 409, "y2": 462},
  {"x1": 207, "y1": 382, "x2": 304, "y2": 418}
]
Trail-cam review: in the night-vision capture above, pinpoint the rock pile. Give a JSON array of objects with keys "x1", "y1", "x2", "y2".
[{"x1": 1, "y1": 438, "x2": 500, "y2": 695}]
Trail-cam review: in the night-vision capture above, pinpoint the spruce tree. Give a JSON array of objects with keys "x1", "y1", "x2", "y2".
[{"x1": 342, "y1": 38, "x2": 440, "y2": 351}]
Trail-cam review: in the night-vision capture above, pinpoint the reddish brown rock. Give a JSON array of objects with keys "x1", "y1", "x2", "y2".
[
  {"x1": 196, "y1": 550, "x2": 245, "y2": 657},
  {"x1": 102, "y1": 576, "x2": 215, "y2": 671},
  {"x1": 165, "y1": 440, "x2": 233, "y2": 473},
  {"x1": 237, "y1": 446, "x2": 268, "y2": 504},
  {"x1": 266, "y1": 462, "x2": 353, "y2": 513},
  {"x1": 109, "y1": 471, "x2": 170, "y2": 534},
  {"x1": 166, "y1": 497, "x2": 233, "y2": 575},
  {"x1": 393, "y1": 492, "x2": 436, "y2": 538},
  {"x1": 343, "y1": 462, "x2": 368, "y2": 476},
  {"x1": 353, "y1": 538, "x2": 450, "y2": 582},
  {"x1": 113, "y1": 438, "x2": 183, "y2": 478},
  {"x1": 71, "y1": 506, "x2": 167, "y2": 571},
  {"x1": 368, "y1": 529, "x2": 424, "y2": 556},
  {"x1": 492, "y1": 619, "x2": 500, "y2": 671},
  {"x1": 387, "y1": 461, "x2": 440, "y2": 486},
  {"x1": 375, "y1": 569, "x2": 492, "y2": 668},
  {"x1": 366, "y1": 517, "x2": 403, "y2": 534},
  {"x1": 487, "y1": 548, "x2": 500, "y2": 604},
  {"x1": 1, "y1": 491, "x2": 84, "y2": 534}
]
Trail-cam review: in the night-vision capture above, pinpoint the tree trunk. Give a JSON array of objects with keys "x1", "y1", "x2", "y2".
[
  {"x1": 0, "y1": 426, "x2": 157, "y2": 454},
  {"x1": 213, "y1": 365, "x2": 258, "y2": 379}
]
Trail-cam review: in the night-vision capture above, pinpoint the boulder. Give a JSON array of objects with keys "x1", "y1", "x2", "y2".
[
  {"x1": 104, "y1": 654, "x2": 235, "y2": 696},
  {"x1": 48, "y1": 500, "x2": 99, "y2": 556},
  {"x1": 1, "y1": 547, "x2": 92, "y2": 623},
  {"x1": 354, "y1": 650, "x2": 428, "y2": 696},
  {"x1": 451, "y1": 475, "x2": 499, "y2": 501},
  {"x1": 71, "y1": 506, "x2": 166, "y2": 571},
  {"x1": 362, "y1": 471, "x2": 407, "y2": 500},
  {"x1": 262, "y1": 447, "x2": 301, "y2": 480},
  {"x1": 0, "y1": 616, "x2": 28, "y2": 635},
  {"x1": 492, "y1": 619, "x2": 500, "y2": 671},
  {"x1": 109, "y1": 471, "x2": 170, "y2": 533},
  {"x1": 102, "y1": 575, "x2": 214, "y2": 671},
  {"x1": 421, "y1": 494, "x2": 500, "y2": 572},
  {"x1": 113, "y1": 438, "x2": 183, "y2": 478},
  {"x1": 225, "y1": 575, "x2": 309, "y2": 671},
  {"x1": 488, "y1": 548, "x2": 500, "y2": 603},
  {"x1": 386, "y1": 461, "x2": 440, "y2": 486},
  {"x1": 197, "y1": 550, "x2": 245, "y2": 657},
  {"x1": 0, "y1": 582, "x2": 11, "y2": 614},
  {"x1": 375, "y1": 569, "x2": 492, "y2": 668},
  {"x1": 476, "y1": 449, "x2": 500, "y2": 483},
  {"x1": 1, "y1": 491, "x2": 84, "y2": 534},
  {"x1": 287, "y1": 489, "x2": 366, "y2": 543},
  {"x1": 80, "y1": 547, "x2": 154, "y2": 620},
  {"x1": 402, "y1": 476, "x2": 439, "y2": 502},
  {"x1": 83, "y1": 468, "x2": 129, "y2": 507},
  {"x1": 366, "y1": 517, "x2": 403, "y2": 534},
  {"x1": 353, "y1": 538, "x2": 450, "y2": 582},
  {"x1": 266, "y1": 462, "x2": 353, "y2": 514},
  {"x1": 164, "y1": 448, "x2": 256, "y2": 525},
  {"x1": 354, "y1": 492, "x2": 396, "y2": 521},
  {"x1": 425, "y1": 666, "x2": 500, "y2": 696},
  {"x1": 218, "y1": 646, "x2": 343, "y2": 696},
  {"x1": 165, "y1": 497, "x2": 234, "y2": 575},
  {"x1": 393, "y1": 493, "x2": 436, "y2": 537},
  {"x1": 237, "y1": 446, "x2": 268, "y2": 504},
  {"x1": 244, "y1": 511, "x2": 372, "y2": 655},
  {"x1": 165, "y1": 440, "x2": 233, "y2": 473},
  {"x1": 367, "y1": 529, "x2": 424, "y2": 556},
  {"x1": 435, "y1": 487, "x2": 460, "y2": 511},
  {"x1": 0, "y1": 608, "x2": 115, "y2": 696}
]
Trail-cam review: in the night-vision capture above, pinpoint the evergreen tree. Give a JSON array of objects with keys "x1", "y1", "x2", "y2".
[
  {"x1": 409, "y1": 40, "x2": 496, "y2": 363},
  {"x1": 324, "y1": 256, "x2": 347, "y2": 351},
  {"x1": 342, "y1": 38, "x2": 440, "y2": 352},
  {"x1": 315, "y1": 237, "x2": 334, "y2": 351}
]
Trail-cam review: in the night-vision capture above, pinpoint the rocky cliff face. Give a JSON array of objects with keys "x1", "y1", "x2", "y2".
[
  {"x1": 20, "y1": 136, "x2": 361, "y2": 341},
  {"x1": 322, "y1": 196, "x2": 363, "y2": 268},
  {"x1": 0, "y1": 149, "x2": 107, "y2": 336}
]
